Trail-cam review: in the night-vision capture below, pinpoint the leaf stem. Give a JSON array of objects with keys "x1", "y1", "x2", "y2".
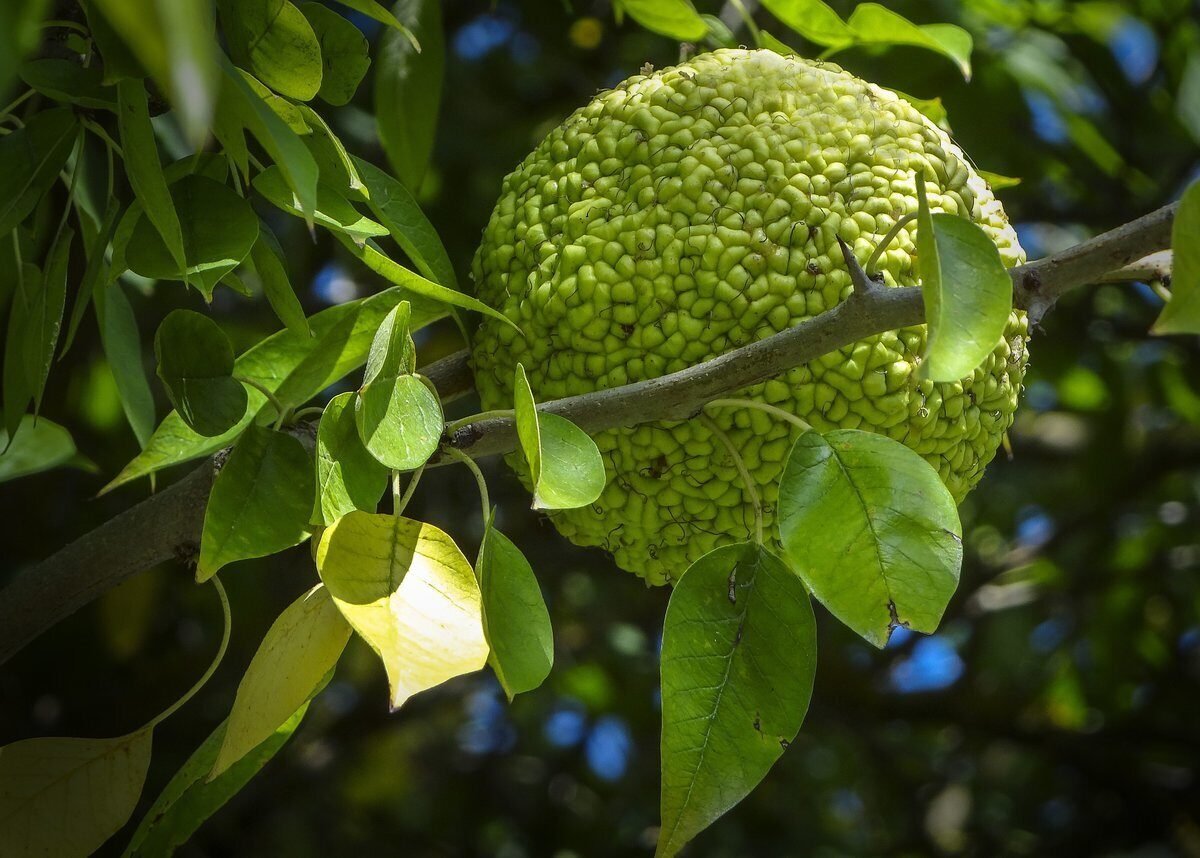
[
  {"x1": 865, "y1": 212, "x2": 918, "y2": 274},
  {"x1": 81, "y1": 118, "x2": 124, "y2": 158},
  {"x1": 291, "y1": 406, "x2": 326, "y2": 422},
  {"x1": 0, "y1": 88, "x2": 34, "y2": 122},
  {"x1": 445, "y1": 447, "x2": 491, "y2": 525},
  {"x1": 393, "y1": 464, "x2": 425, "y2": 517},
  {"x1": 235, "y1": 376, "x2": 288, "y2": 428},
  {"x1": 700, "y1": 413, "x2": 764, "y2": 545},
  {"x1": 704, "y1": 398, "x2": 812, "y2": 432}
]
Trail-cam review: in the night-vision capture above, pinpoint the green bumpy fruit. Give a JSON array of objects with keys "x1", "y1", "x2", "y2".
[{"x1": 470, "y1": 48, "x2": 1028, "y2": 585}]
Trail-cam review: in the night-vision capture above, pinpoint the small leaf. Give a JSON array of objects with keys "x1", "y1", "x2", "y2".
[
  {"x1": 0, "y1": 107, "x2": 78, "y2": 236},
  {"x1": 19, "y1": 58, "x2": 118, "y2": 110},
  {"x1": 154, "y1": 310, "x2": 248, "y2": 437},
  {"x1": 0, "y1": 415, "x2": 79, "y2": 483},
  {"x1": 977, "y1": 169, "x2": 1022, "y2": 190},
  {"x1": 355, "y1": 374, "x2": 442, "y2": 470},
  {"x1": 364, "y1": 300, "x2": 415, "y2": 386},
  {"x1": 218, "y1": 0, "x2": 323, "y2": 101},
  {"x1": 212, "y1": 585, "x2": 349, "y2": 778},
  {"x1": 252, "y1": 165, "x2": 388, "y2": 243},
  {"x1": 658, "y1": 543, "x2": 816, "y2": 858},
  {"x1": 1152, "y1": 180, "x2": 1200, "y2": 335},
  {"x1": 616, "y1": 0, "x2": 708, "y2": 41},
  {"x1": 375, "y1": 0, "x2": 442, "y2": 191},
  {"x1": 25, "y1": 228, "x2": 73, "y2": 413},
  {"x1": 249, "y1": 225, "x2": 310, "y2": 337},
  {"x1": 300, "y1": 2, "x2": 371, "y2": 107},
  {"x1": 317, "y1": 511, "x2": 489, "y2": 710},
  {"x1": 123, "y1": 707, "x2": 309, "y2": 857},
  {"x1": 301, "y1": 107, "x2": 365, "y2": 195},
  {"x1": 478, "y1": 517, "x2": 553, "y2": 699},
  {"x1": 117, "y1": 78, "x2": 187, "y2": 277},
  {"x1": 0, "y1": 730, "x2": 152, "y2": 857},
  {"x1": 197, "y1": 425, "x2": 314, "y2": 581},
  {"x1": 776, "y1": 429, "x2": 963, "y2": 648},
  {"x1": 759, "y1": 0, "x2": 853, "y2": 47},
  {"x1": 126, "y1": 174, "x2": 259, "y2": 299},
  {"x1": 61, "y1": 204, "x2": 120, "y2": 357},
  {"x1": 94, "y1": 280, "x2": 157, "y2": 448},
  {"x1": 846, "y1": 4, "x2": 973, "y2": 80},
  {"x1": 314, "y1": 391, "x2": 388, "y2": 525}
]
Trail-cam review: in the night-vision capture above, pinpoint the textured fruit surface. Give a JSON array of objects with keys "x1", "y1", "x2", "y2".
[{"x1": 471, "y1": 49, "x2": 1028, "y2": 585}]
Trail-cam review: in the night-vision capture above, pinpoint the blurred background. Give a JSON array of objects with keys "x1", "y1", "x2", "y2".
[{"x1": 2, "y1": 0, "x2": 1200, "y2": 855}]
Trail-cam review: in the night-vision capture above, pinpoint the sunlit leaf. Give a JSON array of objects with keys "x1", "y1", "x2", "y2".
[
  {"x1": 316, "y1": 511, "x2": 489, "y2": 710},
  {"x1": 301, "y1": 106, "x2": 365, "y2": 196},
  {"x1": 0, "y1": 730, "x2": 152, "y2": 858},
  {"x1": 0, "y1": 415, "x2": 79, "y2": 483},
  {"x1": 154, "y1": 310, "x2": 248, "y2": 437},
  {"x1": 977, "y1": 169, "x2": 1022, "y2": 190},
  {"x1": 777, "y1": 429, "x2": 962, "y2": 648},
  {"x1": 375, "y1": 0, "x2": 442, "y2": 190},
  {"x1": 1152, "y1": 181, "x2": 1200, "y2": 335},
  {"x1": 249, "y1": 225, "x2": 310, "y2": 337},
  {"x1": 252, "y1": 165, "x2": 388, "y2": 243},
  {"x1": 218, "y1": 0, "x2": 323, "y2": 101},
  {"x1": 846, "y1": 4, "x2": 972, "y2": 80},
  {"x1": 658, "y1": 543, "x2": 816, "y2": 858},
  {"x1": 239, "y1": 69, "x2": 313, "y2": 134},
  {"x1": 616, "y1": 0, "x2": 707, "y2": 41},
  {"x1": 212, "y1": 585, "x2": 349, "y2": 778},
  {"x1": 759, "y1": 0, "x2": 852, "y2": 47},
  {"x1": 0, "y1": 107, "x2": 78, "y2": 236},
  {"x1": 363, "y1": 299, "x2": 415, "y2": 386},
  {"x1": 337, "y1": 0, "x2": 419, "y2": 44},
  {"x1": 356, "y1": 374, "x2": 442, "y2": 470},
  {"x1": 301, "y1": 2, "x2": 371, "y2": 106},
  {"x1": 314, "y1": 391, "x2": 388, "y2": 525},
  {"x1": 197, "y1": 425, "x2": 314, "y2": 581},
  {"x1": 20, "y1": 58, "x2": 117, "y2": 110}
]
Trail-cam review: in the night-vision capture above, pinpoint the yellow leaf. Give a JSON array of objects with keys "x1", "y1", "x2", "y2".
[
  {"x1": 211, "y1": 584, "x2": 351, "y2": 779},
  {"x1": 315, "y1": 511, "x2": 488, "y2": 710}
]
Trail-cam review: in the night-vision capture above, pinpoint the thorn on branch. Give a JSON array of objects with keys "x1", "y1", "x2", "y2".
[{"x1": 837, "y1": 236, "x2": 883, "y2": 296}]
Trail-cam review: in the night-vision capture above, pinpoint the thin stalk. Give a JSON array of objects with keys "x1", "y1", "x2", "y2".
[
  {"x1": 394, "y1": 464, "x2": 425, "y2": 517},
  {"x1": 81, "y1": 118, "x2": 123, "y2": 158},
  {"x1": 705, "y1": 398, "x2": 812, "y2": 432},
  {"x1": 445, "y1": 447, "x2": 491, "y2": 525},
  {"x1": 865, "y1": 213, "x2": 918, "y2": 274},
  {"x1": 700, "y1": 413, "x2": 764, "y2": 545},
  {"x1": 235, "y1": 376, "x2": 288, "y2": 428}
]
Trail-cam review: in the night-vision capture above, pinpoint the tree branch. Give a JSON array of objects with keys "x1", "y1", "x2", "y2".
[{"x1": 0, "y1": 201, "x2": 1178, "y2": 666}]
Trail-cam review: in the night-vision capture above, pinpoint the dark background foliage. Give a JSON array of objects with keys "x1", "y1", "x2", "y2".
[{"x1": 2, "y1": 0, "x2": 1199, "y2": 855}]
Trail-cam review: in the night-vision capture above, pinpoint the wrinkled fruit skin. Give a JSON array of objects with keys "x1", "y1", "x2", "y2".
[{"x1": 471, "y1": 49, "x2": 1028, "y2": 585}]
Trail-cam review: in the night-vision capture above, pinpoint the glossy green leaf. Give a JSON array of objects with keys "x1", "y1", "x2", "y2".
[
  {"x1": 364, "y1": 300, "x2": 415, "y2": 385},
  {"x1": 25, "y1": 229, "x2": 73, "y2": 414},
  {"x1": 658, "y1": 543, "x2": 816, "y2": 858},
  {"x1": 197, "y1": 425, "x2": 314, "y2": 581},
  {"x1": 19, "y1": 58, "x2": 117, "y2": 110},
  {"x1": 252, "y1": 165, "x2": 388, "y2": 243},
  {"x1": 513, "y1": 363, "x2": 542, "y2": 484},
  {"x1": 301, "y1": 2, "x2": 371, "y2": 106},
  {"x1": 301, "y1": 106, "x2": 365, "y2": 195},
  {"x1": 0, "y1": 0, "x2": 49, "y2": 99},
  {"x1": 1152, "y1": 181, "x2": 1200, "y2": 335},
  {"x1": 213, "y1": 585, "x2": 349, "y2": 778},
  {"x1": 0, "y1": 107, "x2": 78, "y2": 236},
  {"x1": 338, "y1": 0, "x2": 419, "y2": 43},
  {"x1": 355, "y1": 374, "x2": 442, "y2": 470},
  {"x1": 117, "y1": 79, "x2": 186, "y2": 277},
  {"x1": 478, "y1": 518, "x2": 553, "y2": 700},
  {"x1": 0, "y1": 415, "x2": 78, "y2": 483},
  {"x1": 249, "y1": 226, "x2": 310, "y2": 337},
  {"x1": 239, "y1": 69, "x2": 312, "y2": 133},
  {"x1": 777, "y1": 429, "x2": 962, "y2": 648},
  {"x1": 354, "y1": 156, "x2": 456, "y2": 288},
  {"x1": 759, "y1": 0, "x2": 852, "y2": 46},
  {"x1": 218, "y1": 0, "x2": 323, "y2": 101},
  {"x1": 914, "y1": 173, "x2": 1013, "y2": 382},
  {"x1": 316, "y1": 511, "x2": 489, "y2": 710},
  {"x1": 154, "y1": 310, "x2": 248, "y2": 437},
  {"x1": 894, "y1": 90, "x2": 951, "y2": 132},
  {"x1": 846, "y1": 4, "x2": 973, "y2": 80},
  {"x1": 94, "y1": 281, "x2": 156, "y2": 448},
  {"x1": 0, "y1": 730, "x2": 152, "y2": 858},
  {"x1": 375, "y1": 0, "x2": 442, "y2": 190},
  {"x1": 617, "y1": 0, "x2": 707, "y2": 40},
  {"x1": 314, "y1": 391, "x2": 388, "y2": 525},
  {"x1": 977, "y1": 169, "x2": 1022, "y2": 191},
  {"x1": 127, "y1": 174, "x2": 259, "y2": 299},
  {"x1": 123, "y1": 706, "x2": 308, "y2": 857}
]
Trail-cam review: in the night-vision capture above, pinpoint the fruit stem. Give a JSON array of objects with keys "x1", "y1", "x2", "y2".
[
  {"x1": 700, "y1": 414, "x2": 764, "y2": 545},
  {"x1": 393, "y1": 464, "x2": 425, "y2": 517},
  {"x1": 705, "y1": 398, "x2": 812, "y2": 432},
  {"x1": 865, "y1": 212, "x2": 918, "y2": 274}
]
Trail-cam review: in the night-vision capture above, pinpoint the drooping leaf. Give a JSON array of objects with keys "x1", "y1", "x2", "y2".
[
  {"x1": 616, "y1": 0, "x2": 708, "y2": 41},
  {"x1": 0, "y1": 730, "x2": 152, "y2": 858},
  {"x1": 301, "y1": 106, "x2": 365, "y2": 195},
  {"x1": 776, "y1": 429, "x2": 963, "y2": 648},
  {"x1": 337, "y1": 0, "x2": 419, "y2": 43},
  {"x1": 313, "y1": 391, "x2": 388, "y2": 525},
  {"x1": 759, "y1": 0, "x2": 852, "y2": 47},
  {"x1": 2, "y1": 265, "x2": 39, "y2": 441},
  {"x1": 658, "y1": 543, "x2": 817, "y2": 858},
  {"x1": 197, "y1": 425, "x2": 314, "y2": 581},
  {"x1": 25, "y1": 228, "x2": 73, "y2": 413},
  {"x1": 61, "y1": 204, "x2": 120, "y2": 357},
  {"x1": 249, "y1": 226, "x2": 310, "y2": 337},
  {"x1": 154, "y1": 310, "x2": 248, "y2": 437},
  {"x1": 355, "y1": 374, "x2": 442, "y2": 470},
  {"x1": 238, "y1": 69, "x2": 313, "y2": 133},
  {"x1": 123, "y1": 707, "x2": 309, "y2": 857},
  {"x1": 0, "y1": 107, "x2": 78, "y2": 236},
  {"x1": 0, "y1": 415, "x2": 79, "y2": 483},
  {"x1": 252, "y1": 165, "x2": 388, "y2": 243},
  {"x1": 95, "y1": 281, "x2": 156, "y2": 448},
  {"x1": 217, "y1": 0, "x2": 323, "y2": 101},
  {"x1": 846, "y1": 4, "x2": 973, "y2": 80},
  {"x1": 478, "y1": 518, "x2": 553, "y2": 699},
  {"x1": 117, "y1": 78, "x2": 187, "y2": 277},
  {"x1": 212, "y1": 585, "x2": 349, "y2": 778},
  {"x1": 300, "y1": 2, "x2": 371, "y2": 106},
  {"x1": 1152, "y1": 180, "x2": 1200, "y2": 335},
  {"x1": 375, "y1": 0, "x2": 443, "y2": 191},
  {"x1": 126, "y1": 174, "x2": 259, "y2": 299},
  {"x1": 19, "y1": 58, "x2": 118, "y2": 110},
  {"x1": 316, "y1": 511, "x2": 489, "y2": 710},
  {"x1": 363, "y1": 299, "x2": 415, "y2": 386},
  {"x1": 0, "y1": 0, "x2": 49, "y2": 99}
]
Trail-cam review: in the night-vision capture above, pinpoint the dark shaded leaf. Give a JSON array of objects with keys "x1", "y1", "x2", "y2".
[
  {"x1": 154, "y1": 309, "x2": 248, "y2": 437},
  {"x1": 375, "y1": 0, "x2": 442, "y2": 190},
  {"x1": 301, "y1": 2, "x2": 371, "y2": 106}
]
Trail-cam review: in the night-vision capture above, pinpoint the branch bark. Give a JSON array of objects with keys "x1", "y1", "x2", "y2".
[{"x1": 0, "y1": 201, "x2": 1178, "y2": 666}]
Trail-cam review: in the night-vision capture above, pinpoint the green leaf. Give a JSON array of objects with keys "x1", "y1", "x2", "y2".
[
  {"x1": 313, "y1": 391, "x2": 388, "y2": 525},
  {"x1": 301, "y1": 106, "x2": 365, "y2": 195},
  {"x1": 249, "y1": 226, "x2": 310, "y2": 337},
  {"x1": 0, "y1": 0, "x2": 49, "y2": 99},
  {"x1": 354, "y1": 156, "x2": 456, "y2": 288},
  {"x1": 363, "y1": 299, "x2": 415, "y2": 385},
  {"x1": 0, "y1": 415, "x2": 79, "y2": 483},
  {"x1": 2, "y1": 266, "x2": 39, "y2": 440},
  {"x1": 117, "y1": 78, "x2": 187, "y2": 277},
  {"x1": 197, "y1": 425, "x2": 314, "y2": 581},
  {"x1": 0, "y1": 107, "x2": 78, "y2": 236},
  {"x1": 977, "y1": 169, "x2": 1022, "y2": 191},
  {"x1": 1152, "y1": 181, "x2": 1200, "y2": 335},
  {"x1": 616, "y1": 0, "x2": 708, "y2": 41},
  {"x1": 300, "y1": 2, "x2": 371, "y2": 106},
  {"x1": 238, "y1": 68, "x2": 313, "y2": 133},
  {"x1": 19, "y1": 58, "x2": 118, "y2": 110},
  {"x1": 84, "y1": 2, "x2": 143, "y2": 82},
  {"x1": 123, "y1": 707, "x2": 308, "y2": 857},
  {"x1": 154, "y1": 310, "x2": 248, "y2": 437},
  {"x1": 218, "y1": 0, "x2": 323, "y2": 101},
  {"x1": 658, "y1": 543, "x2": 816, "y2": 858},
  {"x1": 355, "y1": 374, "x2": 442, "y2": 470},
  {"x1": 316, "y1": 511, "x2": 489, "y2": 710},
  {"x1": 126, "y1": 174, "x2": 260, "y2": 299},
  {"x1": 375, "y1": 0, "x2": 443, "y2": 191},
  {"x1": 478, "y1": 518, "x2": 553, "y2": 700},
  {"x1": 212, "y1": 585, "x2": 349, "y2": 778},
  {"x1": 103, "y1": 288, "x2": 447, "y2": 492},
  {"x1": 845, "y1": 4, "x2": 973, "y2": 80},
  {"x1": 95, "y1": 281, "x2": 156, "y2": 448},
  {"x1": 25, "y1": 229, "x2": 73, "y2": 414},
  {"x1": 893, "y1": 89, "x2": 951, "y2": 132},
  {"x1": 776, "y1": 429, "x2": 962, "y2": 648},
  {"x1": 252, "y1": 165, "x2": 388, "y2": 243},
  {"x1": 759, "y1": 0, "x2": 853, "y2": 47},
  {"x1": 61, "y1": 204, "x2": 120, "y2": 357},
  {"x1": 0, "y1": 730, "x2": 152, "y2": 858},
  {"x1": 337, "y1": 0, "x2": 419, "y2": 44}
]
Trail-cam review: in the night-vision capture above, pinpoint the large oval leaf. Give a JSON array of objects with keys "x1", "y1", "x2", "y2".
[
  {"x1": 658, "y1": 543, "x2": 816, "y2": 858},
  {"x1": 300, "y1": 2, "x2": 370, "y2": 106},
  {"x1": 316, "y1": 511, "x2": 488, "y2": 710},
  {"x1": 154, "y1": 309, "x2": 248, "y2": 437},
  {"x1": 218, "y1": 0, "x2": 323, "y2": 101},
  {"x1": 252, "y1": 165, "x2": 387, "y2": 243},
  {"x1": 777, "y1": 429, "x2": 962, "y2": 647},
  {"x1": 618, "y1": 0, "x2": 708, "y2": 40},
  {"x1": 355, "y1": 373, "x2": 442, "y2": 470}
]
